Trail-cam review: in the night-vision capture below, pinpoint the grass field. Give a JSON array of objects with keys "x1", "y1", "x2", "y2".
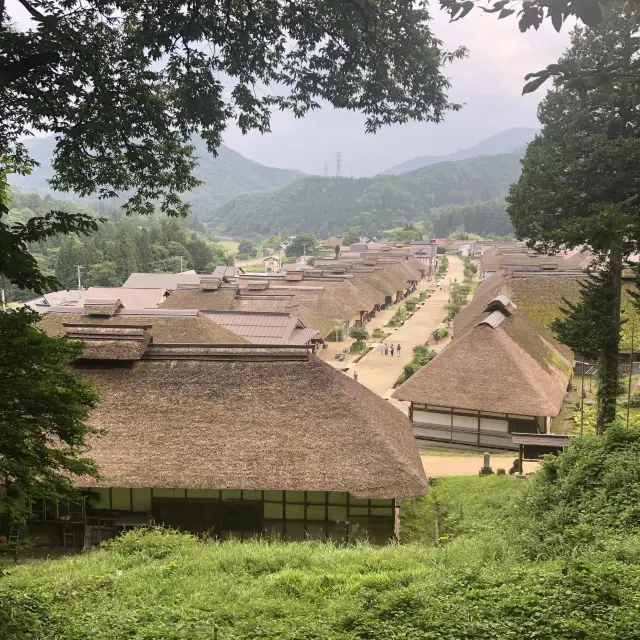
[
  {"x1": 4, "y1": 476, "x2": 640, "y2": 639},
  {"x1": 216, "y1": 240, "x2": 239, "y2": 253}
]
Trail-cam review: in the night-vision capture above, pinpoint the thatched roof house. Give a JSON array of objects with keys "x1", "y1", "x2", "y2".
[
  {"x1": 393, "y1": 286, "x2": 573, "y2": 451},
  {"x1": 20, "y1": 339, "x2": 426, "y2": 546},
  {"x1": 76, "y1": 344, "x2": 426, "y2": 499}
]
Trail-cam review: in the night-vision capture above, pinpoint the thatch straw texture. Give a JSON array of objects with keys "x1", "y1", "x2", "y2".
[
  {"x1": 40, "y1": 312, "x2": 248, "y2": 344},
  {"x1": 76, "y1": 352, "x2": 427, "y2": 498},
  {"x1": 160, "y1": 288, "x2": 236, "y2": 310},
  {"x1": 393, "y1": 284, "x2": 573, "y2": 416}
]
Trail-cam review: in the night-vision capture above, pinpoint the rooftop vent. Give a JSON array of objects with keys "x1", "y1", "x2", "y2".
[
  {"x1": 83, "y1": 298, "x2": 122, "y2": 317},
  {"x1": 484, "y1": 295, "x2": 517, "y2": 316},
  {"x1": 63, "y1": 324, "x2": 151, "y2": 360},
  {"x1": 284, "y1": 272, "x2": 304, "y2": 281},
  {"x1": 247, "y1": 280, "x2": 269, "y2": 291},
  {"x1": 199, "y1": 276, "x2": 222, "y2": 291}
]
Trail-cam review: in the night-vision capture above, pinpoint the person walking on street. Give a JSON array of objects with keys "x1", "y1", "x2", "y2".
[
  {"x1": 384, "y1": 344, "x2": 389, "y2": 356},
  {"x1": 390, "y1": 345, "x2": 394, "y2": 357},
  {"x1": 353, "y1": 370, "x2": 358, "y2": 382},
  {"x1": 397, "y1": 343, "x2": 401, "y2": 357},
  {"x1": 378, "y1": 342, "x2": 384, "y2": 354}
]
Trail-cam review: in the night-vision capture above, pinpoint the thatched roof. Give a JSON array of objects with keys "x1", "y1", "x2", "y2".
[
  {"x1": 81, "y1": 287, "x2": 166, "y2": 309},
  {"x1": 393, "y1": 291, "x2": 573, "y2": 417},
  {"x1": 83, "y1": 298, "x2": 123, "y2": 317},
  {"x1": 160, "y1": 287, "x2": 237, "y2": 310},
  {"x1": 40, "y1": 309, "x2": 248, "y2": 345},
  {"x1": 76, "y1": 345, "x2": 427, "y2": 498},
  {"x1": 64, "y1": 324, "x2": 151, "y2": 360},
  {"x1": 460, "y1": 272, "x2": 584, "y2": 331}
]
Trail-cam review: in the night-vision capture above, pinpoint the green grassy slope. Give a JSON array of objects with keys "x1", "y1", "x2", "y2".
[{"x1": 5, "y1": 474, "x2": 640, "y2": 640}]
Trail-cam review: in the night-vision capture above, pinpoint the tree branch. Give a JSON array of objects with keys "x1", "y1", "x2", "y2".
[
  {"x1": 16, "y1": 0, "x2": 47, "y2": 22},
  {"x1": 0, "y1": 51, "x2": 60, "y2": 88}
]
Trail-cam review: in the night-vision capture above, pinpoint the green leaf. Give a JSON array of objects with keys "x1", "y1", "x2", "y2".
[
  {"x1": 522, "y1": 75, "x2": 549, "y2": 95},
  {"x1": 578, "y1": 0, "x2": 603, "y2": 27},
  {"x1": 499, "y1": 8, "x2": 516, "y2": 19}
]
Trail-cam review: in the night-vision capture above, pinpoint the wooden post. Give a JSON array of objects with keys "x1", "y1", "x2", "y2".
[
  {"x1": 627, "y1": 314, "x2": 635, "y2": 428},
  {"x1": 519, "y1": 444, "x2": 524, "y2": 476},
  {"x1": 580, "y1": 358, "x2": 585, "y2": 438}
]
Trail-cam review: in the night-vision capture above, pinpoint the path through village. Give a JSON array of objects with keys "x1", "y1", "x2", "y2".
[{"x1": 320, "y1": 256, "x2": 538, "y2": 477}]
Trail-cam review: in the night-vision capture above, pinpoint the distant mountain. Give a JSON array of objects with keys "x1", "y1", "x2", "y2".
[
  {"x1": 210, "y1": 149, "x2": 524, "y2": 237},
  {"x1": 379, "y1": 127, "x2": 538, "y2": 176},
  {"x1": 9, "y1": 135, "x2": 304, "y2": 215}
]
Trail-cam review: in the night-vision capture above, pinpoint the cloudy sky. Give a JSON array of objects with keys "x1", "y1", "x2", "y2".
[
  {"x1": 9, "y1": 1, "x2": 571, "y2": 177},
  {"x1": 223, "y1": 9, "x2": 572, "y2": 176}
]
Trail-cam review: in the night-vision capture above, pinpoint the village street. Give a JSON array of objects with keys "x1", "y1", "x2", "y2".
[
  {"x1": 321, "y1": 256, "x2": 540, "y2": 477},
  {"x1": 352, "y1": 255, "x2": 465, "y2": 397}
]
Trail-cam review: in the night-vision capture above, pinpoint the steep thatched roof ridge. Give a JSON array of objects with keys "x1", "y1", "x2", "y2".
[
  {"x1": 456, "y1": 271, "x2": 585, "y2": 334},
  {"x1": 160, "y1": 288, "x2": 237, "y2": 310},
  {"x1": 76, "y1": 353, "x2": 427, "y2": 498},
  {"x1": 40, "y1": 311, "x2": 248, "y2": 344},
  {"x1": 393, "y1": 290, "x2": 572, "y2": 416}
]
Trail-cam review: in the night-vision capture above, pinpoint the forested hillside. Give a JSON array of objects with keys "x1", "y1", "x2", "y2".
[
  {"x1": 211, "y1": 149, "x2": 524, "y2": 237},
  {"x1": 10, "y1": 136, "x2": 303, "y2": 214},
  {"x1": 431, "y1": 201, "x2": 513, "y2": 238},
  {"x1": 3, "y1": 190, "x2": 233, "y2": 302}
]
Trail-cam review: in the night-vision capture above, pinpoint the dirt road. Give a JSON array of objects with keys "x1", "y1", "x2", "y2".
[
  {"x1": 351, "y1": 256, "x2": 465, "y2": 398},
  {"x1": 421, "y1": 454, "x2": 539, "y2": 477}
]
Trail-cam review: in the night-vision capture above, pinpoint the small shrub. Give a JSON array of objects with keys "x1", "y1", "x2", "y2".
[
  {"x1": 328, "y1": 325, "x2": 345, "y2": 341},
  {"x1": 404, "y1": 300, "x2": 417, "y2": 312},
  {"x1": 372, "y1": 327, "x2": 385, "y2": 339},
  {"x1": 349, "y1": 341, "x2": 367, "y2": 353},
  {"x1": 435, "y1": 327, "x2": 449, "y2": 339},
  {"x1": 348, "y1": 326, "x2": 369, "y2": 342}
]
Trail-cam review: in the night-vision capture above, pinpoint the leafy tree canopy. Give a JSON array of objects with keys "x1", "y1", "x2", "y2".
[
  {"x1": 3, "y1": 188, "x2": 234, "y2": 302},
  {"x1": 0, "y1": 308, "x2": 100, "y2": 523},
  {"x1": 2, "y1": 0, "x2": 466, "y2": 228},
  {"x1": 285, "y1": 233, "x2": 318, "y2": 257},
  {"x1": 440, "y1": 0, "x2": 603, "y2": 33},
  {"x1": 342, "y1": 227, "x2": 362, "y2": 246},
  {"x1": 238, "y1": 239, "x2": 257, "y2": 258},
  {"x1": 508, "y1": 5, "x2": 640, "y2": 431}
]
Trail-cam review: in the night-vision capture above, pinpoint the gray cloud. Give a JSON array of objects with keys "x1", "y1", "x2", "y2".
[{"x1": 223, "y1": 10, "x2": 572, "y2": 176}]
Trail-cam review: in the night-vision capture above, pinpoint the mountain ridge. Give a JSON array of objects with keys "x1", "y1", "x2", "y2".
[
  {"x1": 379, "y1": 127, "x2": 538, "y2": 176},
  {"x1": 9, "y1": 135, "x2": 305, "y2": 212}
]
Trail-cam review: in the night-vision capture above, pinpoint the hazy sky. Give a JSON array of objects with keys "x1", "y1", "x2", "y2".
[
  {"x1": 223, "y1": 10, "x2": 572, "y2": 176},
  {"x1": 9, "y1": 1, "x2": 571, "y2": 177}
]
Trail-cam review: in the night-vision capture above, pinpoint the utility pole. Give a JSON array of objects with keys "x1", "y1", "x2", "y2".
[
  {"x1": 179, "y1": 256, "x2": 183, "y2": 273},
  {"x1": 336, "y1": 152, "x2": 342, "y2": 177},
  {"x1": 76, "y1": 265, "x2": 84, "y2": 290}
]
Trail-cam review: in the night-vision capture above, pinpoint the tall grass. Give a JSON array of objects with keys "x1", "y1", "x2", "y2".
[{"x1": 4, "y1": 476, "x2": 640, "y2": 639}]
